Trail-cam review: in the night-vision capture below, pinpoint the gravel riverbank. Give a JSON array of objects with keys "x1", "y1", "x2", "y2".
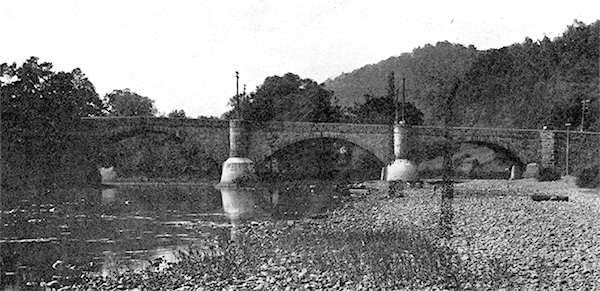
[
  {"x1": 440, "y1": 179, "x2": 600, "y2": 290},
  {"x1": 78, "y1": 178, "x2": 600, "y2": 290},
  {"x1": 373, "y1": 178, "x2": 600, "y2": 290}
]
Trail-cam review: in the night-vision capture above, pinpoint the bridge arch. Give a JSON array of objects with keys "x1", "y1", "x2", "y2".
[
  {"x1": 251, "y1": 136, "x2": 385, "y2": 181},
  {"x1": 411, "y1": 126, "x2": 541, "y2": 167},
  {"x1": 454, "y1": 138, "x2": 527, "y2": 168},
  {"x1": 71, "y1": 118, "x2": 574, "y2": 183},
  {"x1": 248, "y1": 130, "x2": 390, "y2": 166}
]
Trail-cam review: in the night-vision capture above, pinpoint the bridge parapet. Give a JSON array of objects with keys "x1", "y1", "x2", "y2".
[
  {"x1": 79, "y1": 117, "x2": 229, "y2": 136},
  {"x1": 255, "y1": 121, "x2": 390, "y2": 135},
  {"x1": 412, "y1": 126, "x2": 541, "y2": 139}
]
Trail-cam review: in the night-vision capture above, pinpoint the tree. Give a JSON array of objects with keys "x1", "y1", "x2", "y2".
[
  {"x1": 167, "y1": 109, "x2": 187, "y2": 118},
  {"x1": 350, "y1": 72, "x2": 424, "y2": 125},
  {"x1": 225, "y1": 73, "x2": 342, "y2": 123},
  {"x1": 1, "y1": 56, "x2": 105, "y2": 188},
  {"x1": 351, "y1": 96, "x2": 424, "y2": 125},
  {"x1": 1, "y1": 56, "x2": 105, "y2": 131},
  {"x1": 103, "y1": 89, "x2": 158, "y2": 116},
  {"x1": 409, "y1": 41, "x2": 477, "y2": 125}
]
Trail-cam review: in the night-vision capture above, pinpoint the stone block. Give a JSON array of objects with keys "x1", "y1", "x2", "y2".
[{"x1": 523, "y1": 163, "x2": 539, "y2": 179}]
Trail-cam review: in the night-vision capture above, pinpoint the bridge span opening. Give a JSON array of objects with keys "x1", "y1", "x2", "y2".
[
  {"x1": 254, "y1": 137, "x2": 383, "y2": 182},
  {"x1": 99, "y1": 132, "x2": 221, "y2": 181},
  {"x1": 415, "y1": 141, "x2": 525, "y2": 180}
]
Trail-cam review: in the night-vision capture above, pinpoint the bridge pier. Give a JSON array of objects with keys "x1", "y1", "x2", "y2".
[
  {"x1": 393, "y1": 122, "x2": 410, "y2": 159},
  {"x1": 219, "y1": 119, "x2": 256, "y2": 184},
  {"x1": 383, "y1": 122, "x2": 418, "y2": 182},
  {"x1": 540, "y1": 129, "x2": 556, "y2": 170}
]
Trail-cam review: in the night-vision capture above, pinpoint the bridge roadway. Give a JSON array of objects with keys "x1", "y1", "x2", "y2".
[{"x1": 76, "y1": 116, "x2": 600, "y2": 178}]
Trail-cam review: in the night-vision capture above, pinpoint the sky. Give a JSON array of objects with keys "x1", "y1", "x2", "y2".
[{"x1": 1, "y1": 1, "x2": 599, "y2": 118}]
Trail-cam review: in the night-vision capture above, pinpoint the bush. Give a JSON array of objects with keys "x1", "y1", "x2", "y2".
[
  {"x1": 537, "y1": 167, "x2": 560, "y2": 181},
  {"x1": 575, "y1": 165, "x2": 600, "y2": 188}
]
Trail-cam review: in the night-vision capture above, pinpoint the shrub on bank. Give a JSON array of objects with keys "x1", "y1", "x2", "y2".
[
  {"x1": 537, "y1": 167, "x2": 560, "y2": 181},
  {"x1": 575, "y1": 164, "x2": 600, "y2": 188}
]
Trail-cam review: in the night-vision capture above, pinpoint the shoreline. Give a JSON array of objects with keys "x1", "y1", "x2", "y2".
[{"x1": 43, "y1": 179, "x2": 600, "y2": 289}]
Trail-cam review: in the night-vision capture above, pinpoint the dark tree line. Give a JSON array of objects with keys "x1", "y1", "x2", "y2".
[
  {"x1": 1, "y1": 57, "x2": 105, "y2": 188},
  {"x1": 0, "y1": 57, "x2": 168, "y2": 187},
  {"x1": 350, "y1": 72, "x2": 424, "y2": 125},
  {"x1": 1, "y1": 57, "x2": 104, "y2": 133},
  {"x1": 224, "y1": 73, "x2": 343, "y2": 123},
  {"x1": 103, "y1": 89, "x2": 158, "y2": 117},
  {"x1": 225, "y1": 72, "x2": 424, "y2": 125},
  {"x1": 325, "y1": 20, "x2": 599, "y2": 131},
  {"x1": 456, "y1": 20, "x2": 599, "y2": 130}
]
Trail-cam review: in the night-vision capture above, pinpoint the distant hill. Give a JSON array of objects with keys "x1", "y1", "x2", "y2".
[
  {"x1": 324, "y1": 20, "x2": 599, "y2": 131},
  {"x1": 324, "y1": 54, "x2": 412, "y2": 108}
]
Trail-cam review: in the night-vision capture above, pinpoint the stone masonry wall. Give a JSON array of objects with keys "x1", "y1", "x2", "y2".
[
  {"x1": 76, "y1": 118, "x2": 600, "y2": 178},
  {"x1": 247, "y1": 121, "x2": 393, "y2": 165}
]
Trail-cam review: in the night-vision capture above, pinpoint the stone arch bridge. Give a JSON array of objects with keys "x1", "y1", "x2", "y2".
[{"x1": 76, "y1": 117, "x2": 599, "y2": 179}]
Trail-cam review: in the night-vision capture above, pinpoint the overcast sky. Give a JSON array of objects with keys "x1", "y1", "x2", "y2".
[{"x1": 2, "y1": 0, "x2": 598, "y2": 117}]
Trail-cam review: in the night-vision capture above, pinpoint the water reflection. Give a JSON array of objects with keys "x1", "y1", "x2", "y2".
[
  {"x1": 220, "y1": 186, "x2": 268, "y2": 223},
  {"x1": 1, "y1": 185, "x2": 225, "y2": 289},
  {"x1": 101, "y1": 188, "x2": 117, "y2": 204},
  {"x1": 1, "y1": 181, "x2": 341, "y2": 289}
]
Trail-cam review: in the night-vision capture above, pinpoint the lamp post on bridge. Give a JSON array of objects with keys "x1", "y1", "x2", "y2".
[
  {"x1": 218, "y1": 71, "x2": 256, "y2": 185},
  {"x1": 385, "y1": 74, "x2": 417, "y2": 185},
  {"x1": 236, "y1": 71, "x2": 240, "y2": 119},
  {"x1": 565, "y1": 122, "x2": 571, "y2": 176}
]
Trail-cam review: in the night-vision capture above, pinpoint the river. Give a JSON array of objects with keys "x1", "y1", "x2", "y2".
[{"x1": 0, "y1": 181, "x2": 341, "y2": 289}]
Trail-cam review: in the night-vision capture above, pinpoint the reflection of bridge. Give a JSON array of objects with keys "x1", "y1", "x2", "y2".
[{"x1": 79, "y1": 117, "x2": 599, "y2": 179}]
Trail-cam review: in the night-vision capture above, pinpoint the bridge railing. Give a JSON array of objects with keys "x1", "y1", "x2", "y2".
[{"x1": 80, "y1": 116, "x2": 229, "y2": 131}]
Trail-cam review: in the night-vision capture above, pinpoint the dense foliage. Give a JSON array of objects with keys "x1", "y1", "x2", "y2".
[
  {"x1": 1, "y1": 57, "x2": 105, "y2": 132},
  {"x1": 108, "y1": 135, "x2": 219, "y2": 180},
  {"x1": 103, "y1": 89, "x2": 158, "y2": 117},
  {"x1": 167, "y1": 109, "x2": 187, "y2": 118},
  {"x1": 256, "y1": 138, "x2": 382, "y2": 182},
  {"x1": 350, "y1": 72, "x2": 424, "y2": 125},
  {"x1": 325, "y1": 20, "x2": 599, "y2": 130},
  {"x1": 225, "y1": 73, "x2": 343, "y2": 123},
  {"x1": 225, "y1": 72, "x2": 426, "y2": 126},
  {"x1": 1, "y1": 57, "x2": 106, "y2": 188}
]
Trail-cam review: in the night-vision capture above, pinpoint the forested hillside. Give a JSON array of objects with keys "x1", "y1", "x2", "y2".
[{"x1": 324, "y1": 20, "x2": 599, "y2": 130}]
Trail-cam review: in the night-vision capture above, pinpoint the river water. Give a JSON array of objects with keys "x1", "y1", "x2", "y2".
[{"x1": 0, "y1": 182, "x2": 340, "y2": 289}]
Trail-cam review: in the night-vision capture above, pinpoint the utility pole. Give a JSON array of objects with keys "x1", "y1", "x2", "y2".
[
  {"x1": 401, "y1": 77, "x2": 406, "y2": 124},
  {"x1": 580, "y1": 99, "x2": 590, "y2": 132}
]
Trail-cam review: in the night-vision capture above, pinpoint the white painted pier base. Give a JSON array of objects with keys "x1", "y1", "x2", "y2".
[
  {"x1": 383, "y1": 159, "x2": 418, "y2": 182},
  {"x1": 220, "y1": 157, "x2": 255, "y2": 184},
  {"x1": 383, "y1": 122, "x2": 419, "y2": 182}
]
